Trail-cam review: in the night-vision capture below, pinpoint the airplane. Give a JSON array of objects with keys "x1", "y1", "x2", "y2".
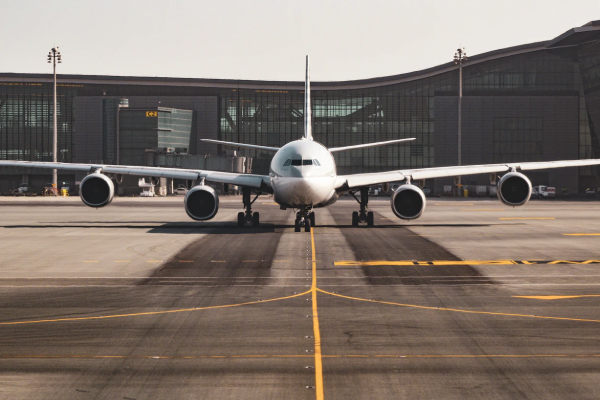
[{"x1": 2, "y1": 56, "x2": 600, "y2": 233}]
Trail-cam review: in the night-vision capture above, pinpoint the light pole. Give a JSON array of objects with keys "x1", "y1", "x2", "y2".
[
  {"x1": 47, "y1": 47, "x2": 62, "y2": 191},
  {"x1": 454, "y1": 47, "x2": 467, "y2": 195}
]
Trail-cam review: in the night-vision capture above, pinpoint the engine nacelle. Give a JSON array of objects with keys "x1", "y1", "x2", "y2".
[
  {"x1": 391, "y1": 184, "x2": 426, "y2": 220},
  {"x1": 185, "y1": 185, "x2": 219, "y2": 221},
  {"x1": 497, "y1": 172, "x2": 532, "y2": 206},
  {"x1": 80, "y1": 173, "x2": 114, "y2": 208}
]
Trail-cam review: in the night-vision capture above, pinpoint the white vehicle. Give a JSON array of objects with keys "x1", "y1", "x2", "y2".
[
  {"x1": 2, "y1": 56, "x2": 600, "y2": 232},
  {"x1": 532, "y1": 185, "x2": 556, "y2": 199},
  {"x1": 138, "y1": 178, "x2": 155, "y2": 197},
  {"x1": 173, "y1": 184, "x2": 189, "y2": 195},
  {"x1": 16, "y1": 183, "x2": 31, "y2": 195}
]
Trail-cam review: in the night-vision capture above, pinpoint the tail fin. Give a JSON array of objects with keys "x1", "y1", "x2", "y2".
[{"x1": 303, "y1": 55, "x2": 313, "y2": 140}]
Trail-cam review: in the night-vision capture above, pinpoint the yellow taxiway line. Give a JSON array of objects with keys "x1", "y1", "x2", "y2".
[
  {"x1": 310, "y1": 227, "x2": 324, "y2": 400},
  {"x1": 514, "y1": 294, "x2": 600, "y2": 300},
  {"x1": 0, "y1": 290, "x2": 311, "y2": 326},
  {"x1": 317, "y1": 289, "x2": 600, "y2": 323}
]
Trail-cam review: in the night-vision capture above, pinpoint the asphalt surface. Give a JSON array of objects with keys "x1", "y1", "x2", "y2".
[{"x1": 1, "y1": 196, "x2": 600, "y2": 399}]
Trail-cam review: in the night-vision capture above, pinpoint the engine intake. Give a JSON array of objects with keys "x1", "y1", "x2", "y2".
[
  {"x1": 391, "y1": 184, "x2": 426, "y2": 220},
  {"x1": 497, "y1": 172, "x2": 532, "y2": 206},
  {"x1": 185, "y1": 185, "x2": 219, "y2": 221},
  {"x1": 80, "y1": 173, "x2": 114, "y2": 208}
]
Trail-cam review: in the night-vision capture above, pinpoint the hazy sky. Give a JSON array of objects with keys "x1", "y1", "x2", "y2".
[{"x1": 1, "y1": 0, "x2": 597, "y2": 82}]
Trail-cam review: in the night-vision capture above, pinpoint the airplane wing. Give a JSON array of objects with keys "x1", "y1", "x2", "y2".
[
  {"x1": 335, "y1": 158, "x2": 600, "y2": 191},
  {"x1": 0, "y1": 161, "x2": 272, "y2": 192},
  {"x1": 201, "y1": 139, "x2": 279, "y2": 152},
  {"x1": 329, "y1": 138, "x2": 415, "y2": 153}
]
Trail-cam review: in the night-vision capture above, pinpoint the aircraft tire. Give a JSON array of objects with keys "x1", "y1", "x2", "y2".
[
  {"x1": 237, "y1": 212, "x2": 245, "y2": 227},
  {"x1": 352, "y1": 211, "x2": 359, "y2": 227},
  {"x1": 252, "y1": 212, "x2": 260, "y2": 226},
  {"x1": 304, "y1": 218, "x2": 311, "y2": 232},
  {"x1": 367, "y1": 211, "x2": 374, "y2": 226},
  {"x1": 295, "y1": 219, "x2": 301, "y2": 232},
  {"x1": 309, "y1": 212, "x2": 315, "y2": 227}
]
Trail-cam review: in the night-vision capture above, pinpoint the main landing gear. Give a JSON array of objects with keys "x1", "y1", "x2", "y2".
[
  {"x1": 237, "y1": 187, "x2": 261, "y2": 227},
  {"x1": 294, "y1": 207, "x2": 315, "y2": 233},
  {"x1": 350, "y1": 187, "x2": 374, "y2": 227}
]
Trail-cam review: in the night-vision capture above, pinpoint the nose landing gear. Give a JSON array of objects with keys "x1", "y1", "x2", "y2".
[
  {"x1": 294, "y1": 207, "x2": 314, "y2": 232},
  {"x1": 237, "y1": 187, "x2": 261, "y2": 227},
  {"x1": 350, "y1": 187, "x2": 374, "y2": 227}
]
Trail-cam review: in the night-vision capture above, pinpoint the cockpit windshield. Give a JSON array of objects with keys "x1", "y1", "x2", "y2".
[{"x1": 284, "y1": 159, "x2": 321, "y2": 167}]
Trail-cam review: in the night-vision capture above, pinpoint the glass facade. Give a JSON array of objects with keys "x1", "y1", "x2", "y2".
[
  {"x1": 1, "y1": 21, "x2": 599, "y2": 193},
  {"x1": 119, "y1": 108, "x2": 192, "y2": 166}
]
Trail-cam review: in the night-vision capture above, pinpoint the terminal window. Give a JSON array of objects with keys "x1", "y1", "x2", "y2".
[{"x1": 493, "y1": 117, "x2": 543, "y2": 163}]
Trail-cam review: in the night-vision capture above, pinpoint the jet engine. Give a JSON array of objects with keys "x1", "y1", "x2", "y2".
[
  {"x1": 497, "y1": 172, "x2": 532, "y2": 206},
  {"x1": 391, "y1": 184, "x2": 426, "y2": 220},
  {"x1": 185, "y1": 185, "x2": 219, "y2": 220},
  {"x1": 80, "y1": 173, "x2": 115, "y2": 208}
]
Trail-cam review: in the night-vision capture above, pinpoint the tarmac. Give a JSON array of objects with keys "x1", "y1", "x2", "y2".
[{"x1": 1, "y1": 195, "x2": 600, "y2": 399}]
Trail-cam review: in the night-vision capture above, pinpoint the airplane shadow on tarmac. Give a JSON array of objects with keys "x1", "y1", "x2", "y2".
[{"x1": 0, "y1": 222, "x2": 516, "y2": 234}]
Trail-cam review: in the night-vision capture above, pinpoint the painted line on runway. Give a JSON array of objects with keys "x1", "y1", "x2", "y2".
[
  {"x1": 311, "y1": 227, "x2": 324, "y2": 400},
  {"x1": 513, "y1": 294, "x2": 600, "y2": 300},
  {"x1": 2, "y1": 354, "x2": 600, "y2": 360},
  {"x1": 564, "y1": 233, "x2": 600, "y2": 236},
  {"x1": 335, "y1": 260, "x2": 600, "y2": 266},
  {"x1": 178, "y1": 260, "x2": 194, "y2": 263},
  {"x1": 242, "y1": 260, "x2": 259, "y2": 263},
  {"x1": 210, "y1": 260, "x2": 226, "y2": 263},
  {"x1": 0, "y1": 290, "x2": 312, "y2": 326},
  {"x1": 82, "y1": 261, "x2": 99, "y2": 263},
  {"x1": 114, "y1": 260, "x2": 131, "y2": 263},
  {"x1": 146, "y1": 260, "x2": 163, "y2": 263},
  {"x1": 317, "y1": 289, "x2": 600, "y2": 323},
  {"x1": 499, "y1": 217, "x2": 555, "y2": 220}
]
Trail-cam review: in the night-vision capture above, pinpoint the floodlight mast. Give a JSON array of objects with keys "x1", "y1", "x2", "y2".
[
  {"x1": 47, "y1": 47, "x2": 62, "y2": 190},
  {"x1": 454, "y1": 47, "x2": 467, "y2": 194}
]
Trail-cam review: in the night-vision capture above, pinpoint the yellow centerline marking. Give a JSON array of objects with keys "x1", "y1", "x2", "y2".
[
  {"x1": 499, "y1": 217, "x2": 555, "y2": 220},
  {"x1": 335, "y1": 260, "x2": 518, "y2": 266},
  {"x1": 317, "y1": 289, "x2": 600, "y2": 323},
  {"x1": 83, "y1": 261, "x2": 99, "y2": 263},
  {"x1": 311, "y1": 227, "x2": 324, "y2": 400},
  {"x1": 146, "y1": 260, "x2": 162, "y2": 263},
  {"x1": 114, "y1": 261, "x2": 131, "y2": 263},
  {"x1": 178, "y1": 260, "x2": 194, "y2": 263},
  {"x1": 514, "y1": 295, "x2": 600, "y2": 300},
  {"x1": 210, "y1": 260, "x2": 226, "y2": 263},
  {"x1": 564, "y1": 233, "x2": 600, "y2": 236},
  {"x1": 0, "y1": 290, "x2": 311, "y2": 326},
  {"x1": 242, "y1": 260, "x2": 258, "y2": 263}
]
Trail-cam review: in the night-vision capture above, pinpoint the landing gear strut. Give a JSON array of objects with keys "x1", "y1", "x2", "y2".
[
  {"x1": 237, "y1": 187, "x2": 261, "y2": 227},
  {"x1": 294, "y1": 207, "x2": 314, "y2": 233},
  {"x1": 350, "y1": 187, "x2": 374, "y2": 227}
]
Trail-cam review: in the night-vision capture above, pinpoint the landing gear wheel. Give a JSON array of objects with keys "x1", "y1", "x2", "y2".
[
  {"x1": 352, "y1": 211, "x2": 359, "y2": 227},
  {"x1": 309, "y1": 212, "x2": 315, "y2": 227},
  {"x1": 367, "y1": 211, "x2": 374, "y2": 226},
  {"x1": 294, "y1": 218, "x2": 301, "y2": 232},
  {"x1": 237, "y1": 212, "x2": 245, "y2": 227},
  {"x1": 252, "y1": 212, "x2": 260, "y2": 226},
  {"x1": 304, "y1": 218, "x2": 311, "y2": 232}
]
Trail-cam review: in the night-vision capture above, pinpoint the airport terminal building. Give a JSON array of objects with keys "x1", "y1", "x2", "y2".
[{"x1": 1, "y1": 21, "x2": 599, "y2": 195}]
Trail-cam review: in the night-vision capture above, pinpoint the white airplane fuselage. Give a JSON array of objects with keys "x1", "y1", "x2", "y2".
[{"x1": 269, "y1": 139, "x2": 338, "y2": 208}]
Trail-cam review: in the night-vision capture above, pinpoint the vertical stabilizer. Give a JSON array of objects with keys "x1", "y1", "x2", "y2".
[{"x1": 303, "y1": 55, "x2": 313, "y2": 140}]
